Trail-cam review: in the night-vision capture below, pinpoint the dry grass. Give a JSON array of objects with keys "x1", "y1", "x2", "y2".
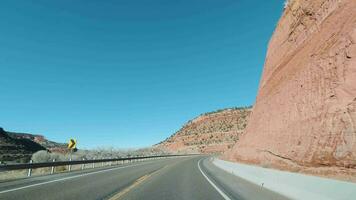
[{"x1": 0, "y1": 170, "x2": 27, "y2": 181}]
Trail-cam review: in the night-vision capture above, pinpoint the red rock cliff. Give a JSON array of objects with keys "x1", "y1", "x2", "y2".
[{"x1": 224, "y1": 0, "x2": 356, "y2": 180}]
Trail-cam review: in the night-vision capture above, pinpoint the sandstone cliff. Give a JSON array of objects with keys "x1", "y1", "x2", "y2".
[
  {"x1": 224, "y1": 0, "x2": 356, "y2": 181},
  {"x1": 158, "y1": 107, "x2": 251, "y2": 154}
]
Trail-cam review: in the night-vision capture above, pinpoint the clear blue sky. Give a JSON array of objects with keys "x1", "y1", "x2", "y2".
[{"x1": 0, "y1": 0, "x2": 284, "y2": 149}]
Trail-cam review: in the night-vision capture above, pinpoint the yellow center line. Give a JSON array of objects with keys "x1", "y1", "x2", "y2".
[
  {"x1": 108, "y1": 157, "x2": 193, "y2": 200},
  {"x1": 108, "y1": 165, "x2": 169, "y2": 200}
]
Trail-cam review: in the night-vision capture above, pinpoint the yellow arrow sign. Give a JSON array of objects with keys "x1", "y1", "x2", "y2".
[{"x1": 68, "y1": 139, "x2": 77, "y2": 149}]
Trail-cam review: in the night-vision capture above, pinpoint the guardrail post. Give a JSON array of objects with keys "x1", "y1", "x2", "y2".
[
  {"x1": 81, "y1": 158, "x2": 85, "y2": 170},
  {"x1": 50, "y1": 159, "x2": 55, "y2": 174},
  {"x1": 68, "y1": 157, "x2": 72, "y2": 172},
  {"x1": 27, "y1": 160, "x2": 33, "y2": 177},
  {"x1": 92, "y1": 158, "x2": 95, "y2": 168}
]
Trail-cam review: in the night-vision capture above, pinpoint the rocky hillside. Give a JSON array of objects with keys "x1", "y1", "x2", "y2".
[
  {"x1": 224, "y1": 0, "x2": 356, "y2": 181},
  {"x1": 158, "y1": 107, "x2": 251, "y2": 154},
  {"x1": 0, "y1": 128, "x2": 67, "y2": 163},
  {"x1": 7, "y1": 132, "x2": 67, "y2": 153},
  {"x1": 0, "y1": 128, "x2": 46, "y2": 163}
]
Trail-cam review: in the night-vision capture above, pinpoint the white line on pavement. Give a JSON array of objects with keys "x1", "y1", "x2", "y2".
[
  {"x1": 198, "y1": 158, "x2": 232, "y2": 200},
  {"x1": 0, "y1": 162, "x2": 151, "y2": 194}
]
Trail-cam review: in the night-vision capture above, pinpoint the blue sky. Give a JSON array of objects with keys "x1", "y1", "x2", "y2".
[{"x1": 0, "y1": 0, "x2": 284, "y2": 149}]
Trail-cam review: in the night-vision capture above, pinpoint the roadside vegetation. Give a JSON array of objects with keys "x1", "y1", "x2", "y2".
[
  {"x1": 0, "y1": 147, "x2": 170, "y2": 181},
  {"x1": 30, "y1": 147, "x2": 170, "y2": 163},
  {"x1": 201, "y1": 106, "x2": 252, "y2": 116}
]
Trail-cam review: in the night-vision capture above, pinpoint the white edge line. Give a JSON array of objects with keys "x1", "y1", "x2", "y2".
[
  {"x1": 198, "y1": 158, "x2": 232, "y2": 200},
  {"x1": 0, "y1": 162, "x2": 151, "y2": 194}
]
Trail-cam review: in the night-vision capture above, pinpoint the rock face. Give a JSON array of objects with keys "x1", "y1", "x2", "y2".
[
  {"x1": 224, "y1": 0, "x2": 356, "y2": 180},
  {"x1": 158, "y1": 107, "x2": 251, "y2": 154}
]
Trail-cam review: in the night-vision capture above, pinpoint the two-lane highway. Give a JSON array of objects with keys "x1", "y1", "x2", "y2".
[
  {"x1": 0, "y1": 156, "x2": 289, "y2": 200},
  {"x1": 117, "y1": 156, "x2": 224, "y2": 200}
]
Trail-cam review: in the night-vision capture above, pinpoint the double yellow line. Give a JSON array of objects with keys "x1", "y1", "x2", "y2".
[{"x1": 108, "y1": 165, "x2": 170, "y2": 200}]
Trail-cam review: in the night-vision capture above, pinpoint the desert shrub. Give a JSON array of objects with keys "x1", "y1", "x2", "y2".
[
  {"x1": 31, "y1": 150, "x2": 65, "y2": 163},
  {"x1": 31, "y1": 151, "x2": 51, "y2": 163},
  {"x1": 31, "y1": 146, "x2": 170, "y2": 163}
]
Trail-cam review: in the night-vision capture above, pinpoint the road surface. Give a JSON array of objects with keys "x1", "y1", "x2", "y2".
[{"x1": 0, "y1": 156, "x2": 288, "y2": 200}]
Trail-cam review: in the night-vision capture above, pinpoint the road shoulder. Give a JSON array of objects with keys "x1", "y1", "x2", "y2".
[{"x1": 201, "y1": 157, "x2": 290, "y2": 200}]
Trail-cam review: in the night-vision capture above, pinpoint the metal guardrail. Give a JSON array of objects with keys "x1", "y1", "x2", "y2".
[{"x1": 0, "y1": 154, "x2": 197, "y2": 177}]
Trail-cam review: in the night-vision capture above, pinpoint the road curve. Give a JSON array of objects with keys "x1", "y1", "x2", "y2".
[{"x1": 0, "y1": 156, "x2": 289, "y2": 200}]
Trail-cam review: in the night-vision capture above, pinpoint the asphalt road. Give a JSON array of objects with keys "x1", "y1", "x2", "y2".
[{"x1": 0, "y1": 156, "x2": 289, "y2": 200}]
